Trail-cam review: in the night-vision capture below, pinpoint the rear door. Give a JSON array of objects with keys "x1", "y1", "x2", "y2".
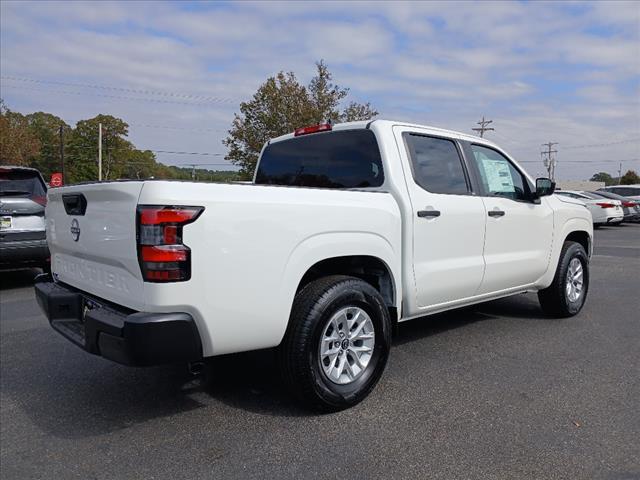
[
  {"x1": 396, "y1": 129, "x2": 487, "y2": 310},
  {"x1": 46, "y1": 182, "x2": 146, "y2": 310}
]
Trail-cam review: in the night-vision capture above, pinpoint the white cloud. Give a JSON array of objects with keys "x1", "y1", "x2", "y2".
[{"x1": 1, "y1": 0, "x2": 639, "y2": 179}]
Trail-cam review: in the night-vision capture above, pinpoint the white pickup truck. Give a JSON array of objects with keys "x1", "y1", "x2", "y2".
[{"x1": 35, "y1": 119, "x2": 593, "y2": 410}]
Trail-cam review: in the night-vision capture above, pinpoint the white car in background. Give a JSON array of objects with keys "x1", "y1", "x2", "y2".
[{"x1": 555, "y1": 190, "x2": 624, "y2": 226}]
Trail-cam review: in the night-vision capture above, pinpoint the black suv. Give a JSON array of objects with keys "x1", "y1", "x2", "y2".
[{"x1": 0, "y1": 166, "x2": 50, "y2": 271}]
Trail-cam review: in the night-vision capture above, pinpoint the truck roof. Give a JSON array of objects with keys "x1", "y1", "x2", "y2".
[{"x1": 268, "y1": 119, "x2": 502, "y2": 149}]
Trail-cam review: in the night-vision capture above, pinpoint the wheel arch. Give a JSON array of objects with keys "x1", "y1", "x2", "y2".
[
  {"x1": 537, "y1": 217, "x2": 593, "y2": 289},
  {"x1": 278, "y1": 232, "x2": 402, "y2": 343},
  {"x1": 297, "y1": 255, "x2": 397, "y2": 309},
  {"x1": 565, "y1": 230, "x2": 591, "y2": 257}
]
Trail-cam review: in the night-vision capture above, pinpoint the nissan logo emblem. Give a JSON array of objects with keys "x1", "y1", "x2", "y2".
[{"x1": 70, "y1": 218, "x2": 80, "y2": 242}]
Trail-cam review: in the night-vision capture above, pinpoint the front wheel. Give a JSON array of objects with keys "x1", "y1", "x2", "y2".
[
  {"x1": 278, "y1": 275, "x2": 392, "y2": 411},
  {"x1": 538, "y1": 241, "x2": 590, "y2": 317}
]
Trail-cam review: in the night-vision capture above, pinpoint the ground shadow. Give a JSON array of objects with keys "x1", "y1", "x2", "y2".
[
  {"x1": 0, "y1": 268, "x2": 42, "y2": 291},
  {"x1": 0, "y1": 325, "x2": 207, "y2": 439},
  {"x1": 1, "y1": 279, "x2": 550, "y2": 435}
]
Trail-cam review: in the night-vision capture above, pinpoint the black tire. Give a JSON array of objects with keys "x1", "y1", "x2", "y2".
[
  {"x1": 538, "y1": 241, "x2": 589, "y2": 318},
  {"x1": 278, "y1": 275, "x2": 392, "y2": 412}
]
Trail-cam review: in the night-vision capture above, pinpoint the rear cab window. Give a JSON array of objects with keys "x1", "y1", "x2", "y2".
[{"x1": 255, "y1": 129, "x2": 384, "y2": 189}]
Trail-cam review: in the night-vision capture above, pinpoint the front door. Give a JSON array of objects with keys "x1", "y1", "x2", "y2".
[{"x1": 464, "y1": 143, "x2": 554, "y2": 294}]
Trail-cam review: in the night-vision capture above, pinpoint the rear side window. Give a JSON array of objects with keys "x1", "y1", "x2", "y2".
[
  {"x1": 255, "y1": 130, "x2": 384, "y2": 189},
  {"x1": 0, "y1": 169, "x2": 46, "y2": 200},
  {"x1": 404, "y1": 134, "x2": 469, "y2": 194},
  {"x1": 581, "y1": 192, "x2": 603, "y2": 200},
  {"x1": 612, "y1": 187, "x2": 639, "y2": 196}
]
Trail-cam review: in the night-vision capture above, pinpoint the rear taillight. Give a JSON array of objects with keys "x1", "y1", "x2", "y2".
[
  {"x1": 136, "y1": 205, "x2": 203, "y2": 282},
  {"x1": 595, "y1": 202, "x2": 615, "y2": 209},
  {"x1": 32, "y1": 195, "x2": 47, "y2": 207},
  {"x1": 622, "y1": 201, "x2": 635, "y2": 207}
]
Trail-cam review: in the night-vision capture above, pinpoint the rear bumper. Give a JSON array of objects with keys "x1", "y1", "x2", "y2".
[
  {"x1": 34, "y1": 275, "x2": 202, "y2": 366},
  {"x1": 0, "y1": 238, "x2": 49, "y2": 267}
]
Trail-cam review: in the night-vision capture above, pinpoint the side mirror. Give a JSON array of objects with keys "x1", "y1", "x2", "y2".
[{"x1": 535, "y1": 177, "x2": 555, "y2": 197}]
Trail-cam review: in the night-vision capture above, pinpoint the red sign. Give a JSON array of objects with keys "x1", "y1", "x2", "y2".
[{"x1": 50, "y1": 172, "x2": 63, "y2": 187}]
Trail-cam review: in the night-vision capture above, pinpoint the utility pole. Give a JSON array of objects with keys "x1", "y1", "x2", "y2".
[
  {"x1": 541, "y1": 142, "x2": 558, "y2": 181},
  {"x1": 618, "y1": 162, "x2": 623, "y2": 184},
  {"x1": 98, "y1": 123, "x2": 103, "y2": 181},
  {"x1": 58, "y1": 125, "x2": 65, "y2": 183},
  {"x1": 190, "y1": 164, "x2": 196, "y2": 181},
  {"x1": 472, "y1": 116, "x2": 494, "y2": 138}
]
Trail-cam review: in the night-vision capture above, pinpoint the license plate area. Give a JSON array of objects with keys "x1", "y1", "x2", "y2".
[{"x1": 0, "y1": 216, "x2": 12, "y2": 230}]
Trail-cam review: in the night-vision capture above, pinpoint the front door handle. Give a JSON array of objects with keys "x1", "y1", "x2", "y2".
[
  {"x1": 488, "y1": 209, "x2": 505, "y2": 217},
  {"x1": 417, "y1": 210, "x2": 441, "y2": 218}
]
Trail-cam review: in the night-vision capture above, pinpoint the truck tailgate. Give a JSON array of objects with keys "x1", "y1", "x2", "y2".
[{"x1": 46, "y1": 182, "x2": 145, "y2": 310}]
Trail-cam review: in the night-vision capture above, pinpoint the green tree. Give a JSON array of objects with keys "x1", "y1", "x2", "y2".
[
  {"x1": 590, "y1": 171, "x2": 614, "y2": 186},
  {"x1": 119, "y1": 149, "x2": 157, "y2": 180},
  {"x1": 224, "y1": 60, "x2": 378, "y2": 177},
  {"x1": 25, "y1": 112, "x2": 70, "y2": 179},
  {"x1": 0, "y1": 100, "x2": 40, "y2": 165},
  {"x1": 620, "y1": 169, "x2": 640, "y2": 185},
  {"x1": 66, "y1": 114, "x2": 131, "y2": 183}
]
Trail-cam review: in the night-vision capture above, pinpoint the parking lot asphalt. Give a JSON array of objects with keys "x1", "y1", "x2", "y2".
[{"x1": 1, "y1": 224, "x2": 639, "y2": 480}]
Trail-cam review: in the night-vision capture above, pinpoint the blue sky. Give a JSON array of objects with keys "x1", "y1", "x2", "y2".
[{"x1": 1, "y1": 0, "x2": 639, "y2": 180}]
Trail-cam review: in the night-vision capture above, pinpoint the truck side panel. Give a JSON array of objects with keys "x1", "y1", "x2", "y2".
[{"x1": 138, "y1": 181, "x2": 402, "y2": 356}]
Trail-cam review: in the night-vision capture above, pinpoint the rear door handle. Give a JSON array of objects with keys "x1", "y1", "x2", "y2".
[
  {"x1": 488, "y1": 210, "x2": 505, "y2": 217},
  {"x1": 417, "y1": 210, "x2": 441, "y2": 218}
]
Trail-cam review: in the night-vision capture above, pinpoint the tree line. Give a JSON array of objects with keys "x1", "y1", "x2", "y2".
[
  {"x1": 0, "y1": 100, "x2": 239, "y2": 184},
  {"x1": 590, "y1": 171, "x2": 640, "y2": 186}
]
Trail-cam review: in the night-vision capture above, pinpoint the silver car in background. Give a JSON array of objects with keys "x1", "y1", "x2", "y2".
[
  {"x1": 0, "y1": 166, "x2": 50, "y2": 271},
  {"x1": 598, "y1": 185, "x2": 640, "y2": 201}
]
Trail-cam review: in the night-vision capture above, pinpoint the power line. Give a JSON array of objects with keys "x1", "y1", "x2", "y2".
[
  {"x1": 128, "y1": 122, "x2": 228, "y2": 133},
  {"x1": 150, "y1": 150, "x2": 225, "y2": 156},
  {"x1": 58, "y1": 143, "x2": 228, "y2": 157},
  {"x1": 519, "y1": 158, "x2": 639, "y2": 164},
  {"x1": 1, "y1": 75, "x2": 238, "y2": 104},
  {"x1": 1, "y1": 84, "x2": 236, "y2": 108},
  {"x1": 562, "y1": 138, "x2": 640, "y2": 149},
  {"x1": 472, "y1": 116, "x2": 494, "y2": 138}
]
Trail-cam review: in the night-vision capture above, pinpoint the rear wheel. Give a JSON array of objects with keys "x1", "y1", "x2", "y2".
[
  {"x1": 538, "y1": 241, "x2": 589, "y2": 317},
  {"x1": 278, "y1": 275, "x2": 391, "y2": 411}
]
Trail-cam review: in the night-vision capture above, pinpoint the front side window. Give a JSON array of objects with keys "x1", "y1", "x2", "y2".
[
  {"x1": 255, "y1": 129, "x2": 383, "y2": 189},
  {"x1": 404, "y1": 134, "x2": 469, "y2": 194},
  {"x1": 469, "y1": 145, "x2": 529, "y2": 201}
]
